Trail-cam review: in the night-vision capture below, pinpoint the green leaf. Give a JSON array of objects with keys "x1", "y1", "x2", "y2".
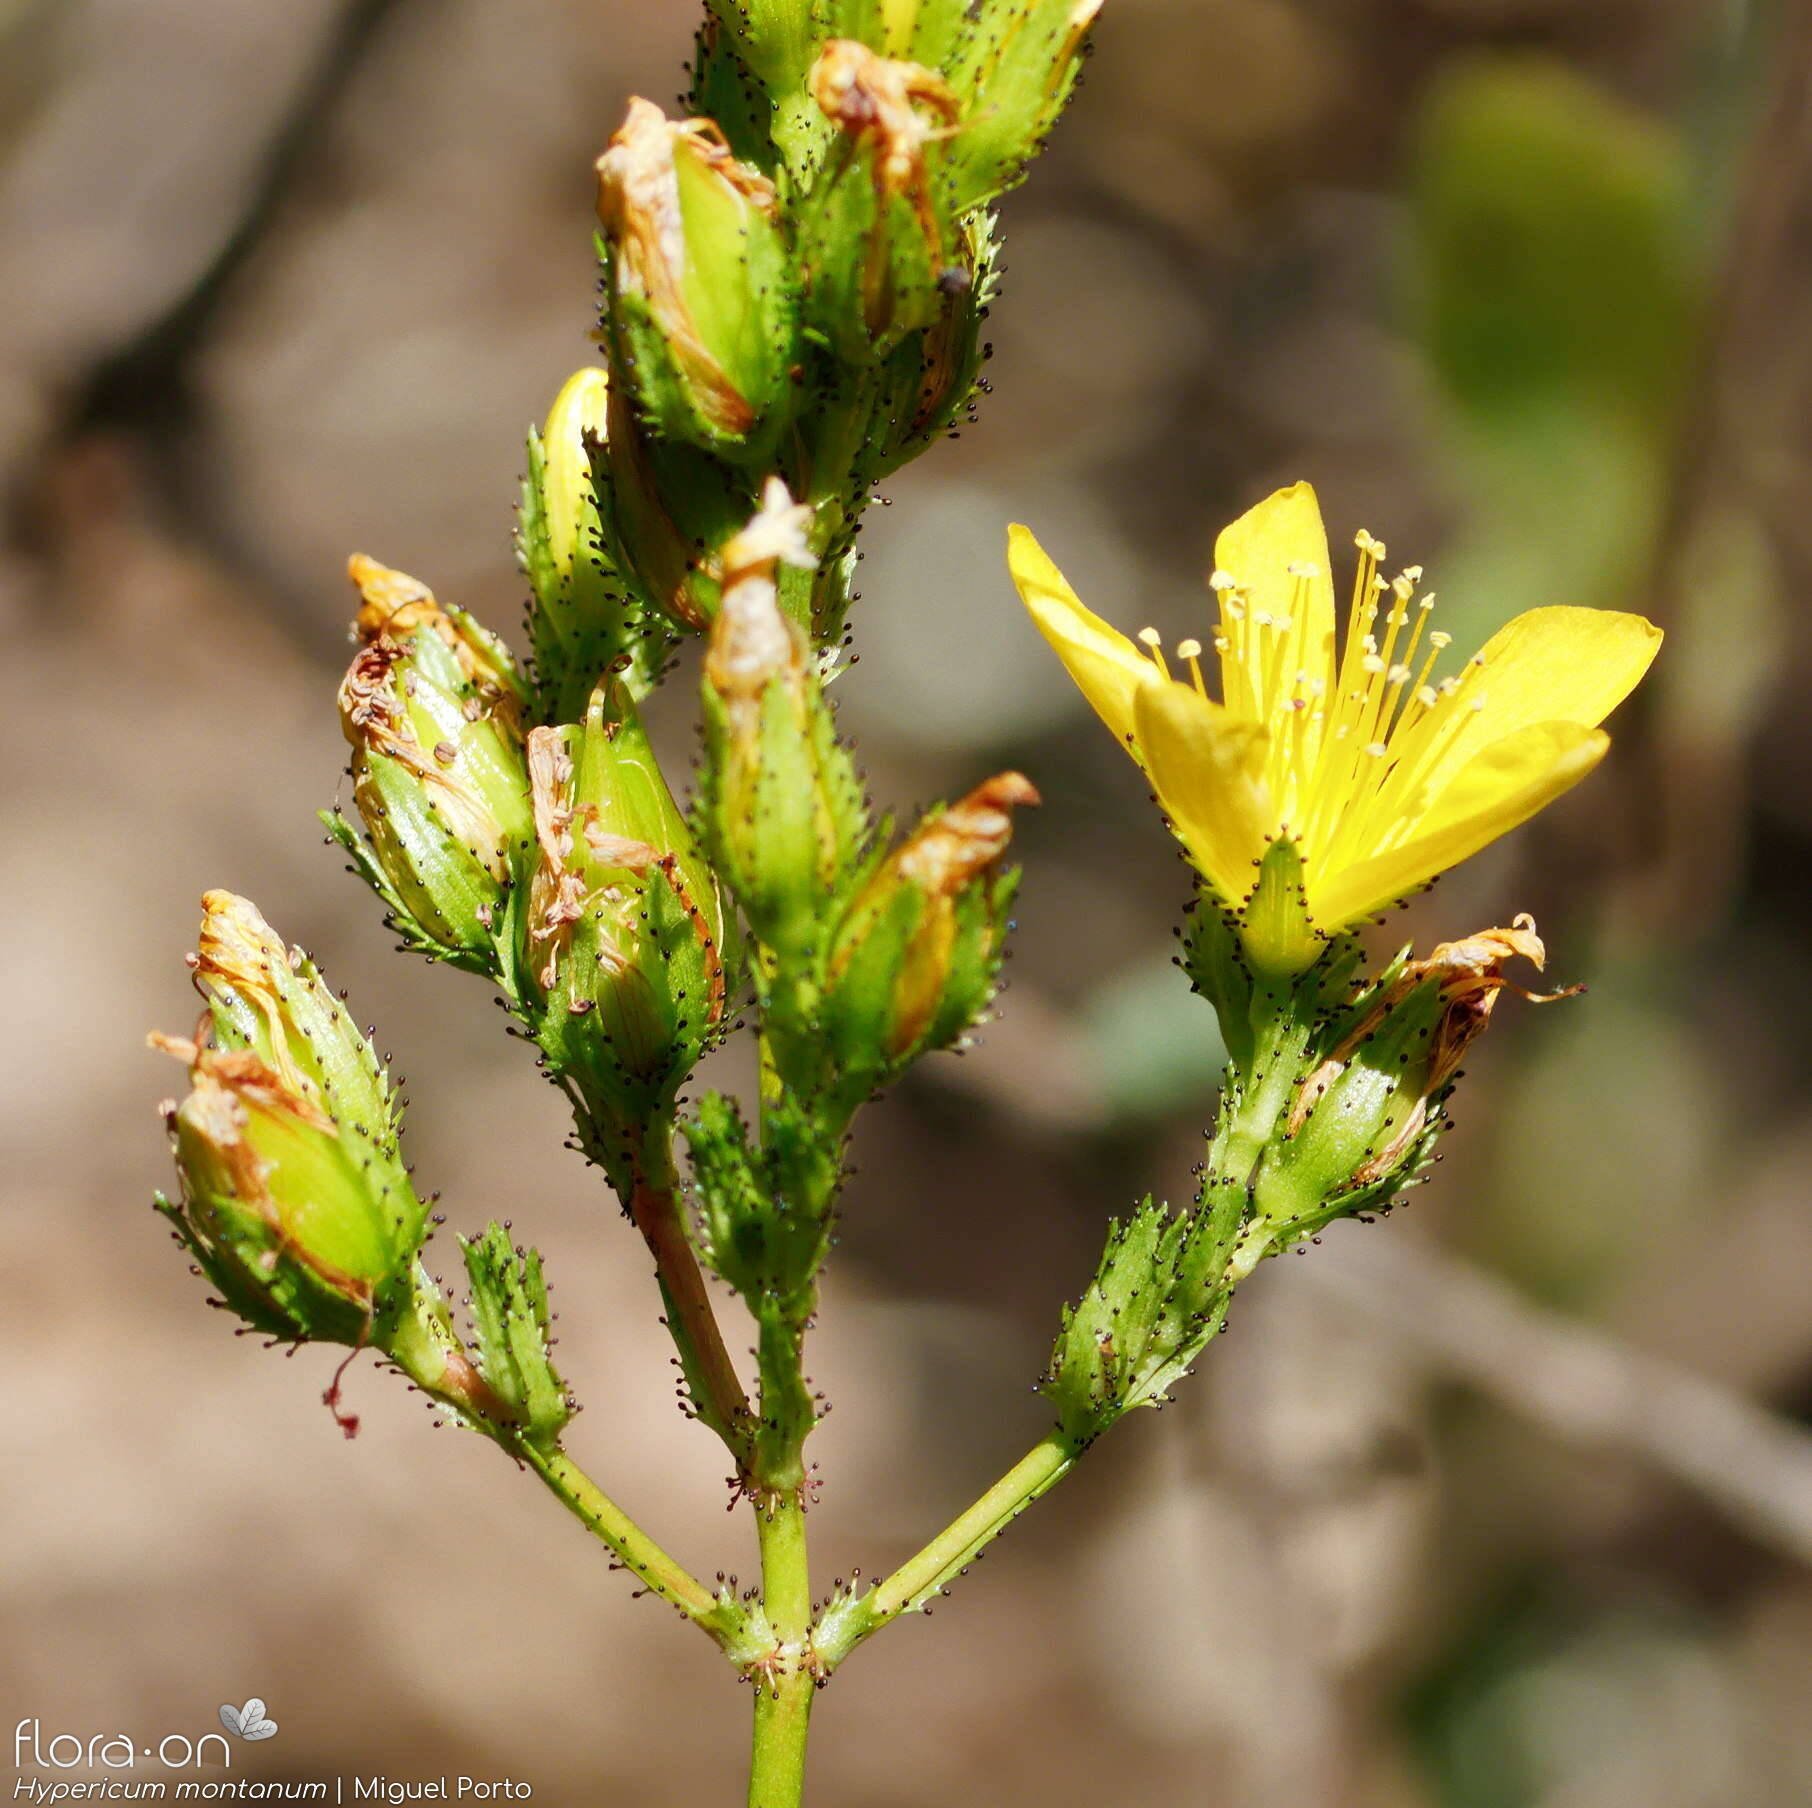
[{"x1": 459, "y1": 1225, "x2": 572, "y2": 1449}]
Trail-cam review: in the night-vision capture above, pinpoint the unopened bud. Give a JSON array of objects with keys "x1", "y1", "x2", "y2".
[
  {"x1": 823, "y1": 772, "x2": 1039, "y2": 1075},
  {"x1": 698, "y1": 487, "x2": 867, "y2": 956},
  {"x1": 596, "y1": 99, "x2": 795, "y2": 458},
  {"x1": 331, "y1": 558, "x2": 533, "y2": 966},
  {"x1": 1260, "y1": 916, "x2": 1575, "y2": 1225},
  {"x1": 870, "y1": 209, "x2": 998, "y2": 478},
  {"x1": 519, "y1": 367, "x2": 668, "y2": 719},
  {"x1": 705, "y1": 476, "x2": 817, "y2": 710},
  {"x1": 597, "y1": 377, "x2": 764, "y2": 634},
  {"x1": 802, "y1": 41, "x2": 963, "y2": 354},
  {"x1": 150, "y1": 893, "x2": 429, "y2": 1347},
  {"x1": 522, "y1": 689, "x2": 729, "y2": 1181},
  {"x1": 541, "y1": 370, "x2": 611, "y2": 592},
  {"x1": 873, "y1": 0, "x2": 962, "y2": 62}
]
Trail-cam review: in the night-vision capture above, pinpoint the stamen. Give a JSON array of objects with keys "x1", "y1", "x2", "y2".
[
  {"x1": 1176, "y1": 638, "x2": 1208, "y2": 699},
  {"x1": 1137, "y1": 626, "x2": 1171, "y2": 681}
]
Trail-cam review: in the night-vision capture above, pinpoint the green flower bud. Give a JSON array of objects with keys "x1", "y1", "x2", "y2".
[
  {"x1": 1041, "y1": 1195, "x2": 1230, "y2": 1443},
  {"x1": 697, "y1": 482, "x2": 870, "y2": 957},
  {"x1": 868, "y1": 207, "x2": 998, "y2": 480},
  {"x1": 523, "y1": 687, "x2": 730, "y2": 1183},
  {"x1": 801, "y1": 40, "x2": 964, "y2": 357},
  {"x1": 686, "y1": 1091, "x2": 838, "y2": 1313},
  {"x1": 150, "y1": 893, "x2": 429, "y2": 1347},
  {"x1": 519, "y1": 367, "x2": 672, "y2": 720},
  {"x1": 1256, "y1": 917, "x2": 1575, "y2": 1235},
  {"x1": 595, "y1": 98, "x2": 796, "y2": 460},
  {"x1": 330, "y1": 557, "x2": 534, "y2": 970},
  {"x1": 943, "y1": 0, "x2": 1102, "y2": 209},
  {"x1": 820, "y1": 770, "x2": 1037, "y2": 1094},
  {"x1": 834, "y1": 0, "x2": 966, "y2": 64},
  {"x1": 595, "y1": 379, "x2": 763, "y2": 634},
  {"x1": 697, "y1": 0, "x2": 824, "y2": 152}
]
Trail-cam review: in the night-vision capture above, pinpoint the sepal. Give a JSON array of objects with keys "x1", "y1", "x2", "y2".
[
  {"x1": 825, "y1": 0, "x2": 967, "y2": 65},
  {"x1": 942, "y1": 0, "x2": 1101, "y2": 209},
  {"x1": 867, "y1": 209, "x2": 1000, "y2": 481}
]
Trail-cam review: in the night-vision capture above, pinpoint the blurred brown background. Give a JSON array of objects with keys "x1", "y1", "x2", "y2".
[{"x1": 5, "y1": 0, "x2": 1812, "y2": 1803}]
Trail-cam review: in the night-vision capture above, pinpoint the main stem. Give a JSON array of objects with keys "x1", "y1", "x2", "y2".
[{"x1": 749, "y1": 1494, "x2": 815, "y2": 1806}]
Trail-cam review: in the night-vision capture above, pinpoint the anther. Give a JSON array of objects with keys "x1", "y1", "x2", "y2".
[
  {"x1": 1137, "y1": 626, "x2": 1172, "y2": 680},
  {"x1": 1174, "y1": 637, "x2": 1209, "y2": 700}
]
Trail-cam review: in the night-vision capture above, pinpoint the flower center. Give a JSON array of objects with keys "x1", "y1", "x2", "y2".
[{"x1": 1137, "y1": 529, "x2": 1493, "y2": 879}]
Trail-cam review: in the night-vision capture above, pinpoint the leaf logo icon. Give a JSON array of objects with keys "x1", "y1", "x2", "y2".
[{"x1": 219, "y1": 1699, "x2": 279, "y2": 1741}]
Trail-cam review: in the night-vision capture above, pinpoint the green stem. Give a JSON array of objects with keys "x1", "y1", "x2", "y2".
[
  {"x1": 749, "y1": 1493, "x2": 815, "y2": 1806},
  {"x1": 620, "y1": 1126, "x2": 753, "y2": 1470},
  {"x1": 388, "y1": 1291, "x2": 755, "y2": 1657},
  {"x1": 630, "y1": 1168, "x2": 754, "y2": 1463},
  {"x1": 815, "y1": 1429, "x2": 1082, "y2": 1669},
  {"x1": 759, "y1": 1491, "x2": 813, "y2": 1636},
  {"x1": 520, "y1": 1444, "x2": 736, "y2": 1642},
  {"x1": 748, "y1": 1670, "x2": 815, "y2": 1808}
]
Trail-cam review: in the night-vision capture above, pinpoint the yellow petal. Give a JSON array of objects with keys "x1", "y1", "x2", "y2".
[
  {"x1": 1308, "y1": 720, "x2": 1609, "y2": 929},
  {"x1": 1007, "y1": 524, "x2": 1152, "y2": 750},
  {"x1": 1131, "y1": 675, "x2": 1274, "y2": 907},
  {"x1": 1212, "y1": 482, "x2": 1337, "y2": 694},
  {"x1": 1413, "y1": 606, "x2": 1661, "y2": 799}
]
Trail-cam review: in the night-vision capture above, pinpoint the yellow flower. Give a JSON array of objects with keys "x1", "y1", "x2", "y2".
[{"x1": 1009, "y1": 482, "x2": 1662, "y2": 970}]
